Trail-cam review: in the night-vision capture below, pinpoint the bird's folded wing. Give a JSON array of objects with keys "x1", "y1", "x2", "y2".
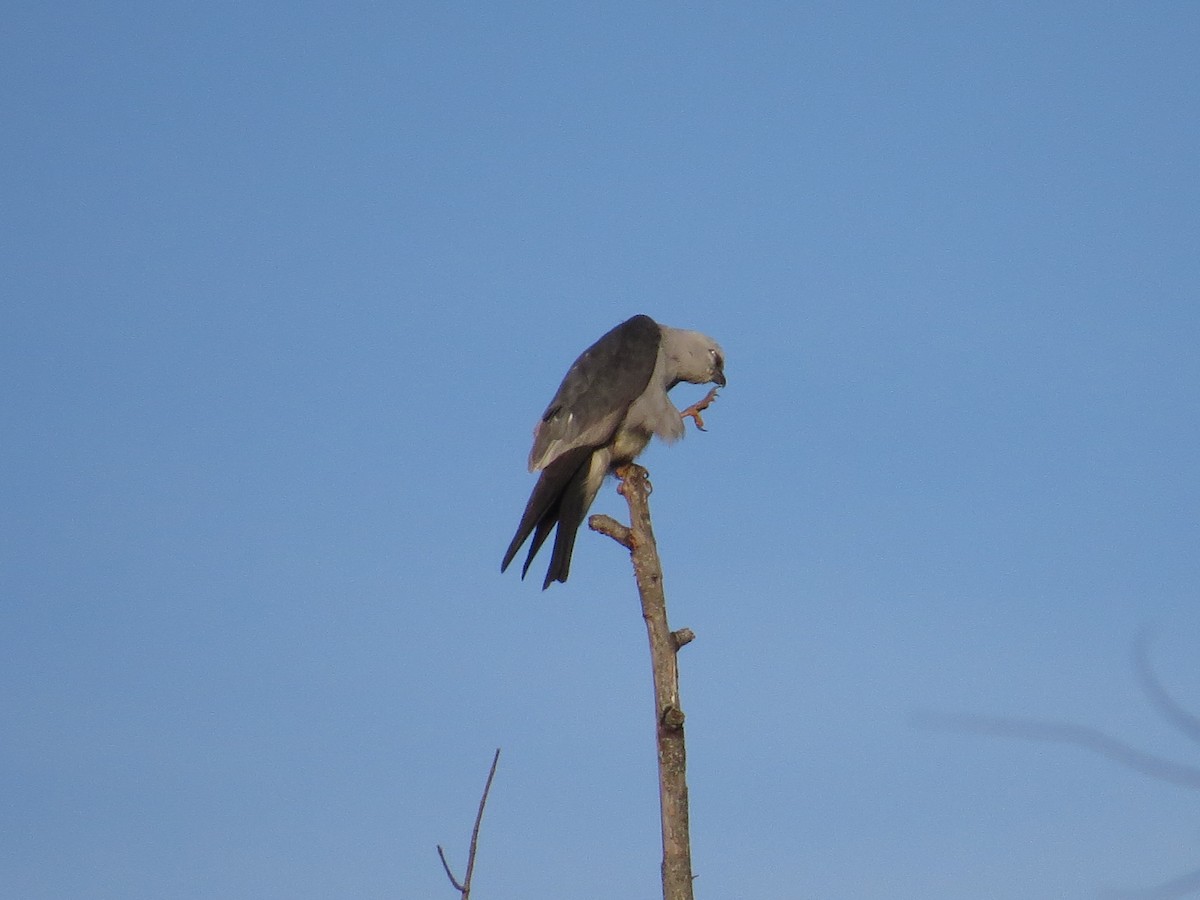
[{"x1": 527, "y1": 314, "x2": 661, "y2": 472}]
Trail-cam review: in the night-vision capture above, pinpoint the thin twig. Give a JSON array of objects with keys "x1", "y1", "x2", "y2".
[
  {"x1": 1134, "y1": 629, "x2": 1200, "y2": 747},
  {"x1": 436, "y1": 846, "x2": 465, "y2": 893},
  {"x1": 916, "y1": 636, "x2": 1200, "y2": 899},
  {"x1": 913, "y1": 711, "x2": 1200, "y2": 790},
  {"x1": 1099, "y1": 864, "x2": 1200, "y2": 900},
  {"x1": 436, "y1": 748, "x2": 501, "y2": 899}
]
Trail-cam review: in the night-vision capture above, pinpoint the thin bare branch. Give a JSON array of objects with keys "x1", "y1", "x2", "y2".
[
  {"x1": 1134, "y1": 629, "x2": 1200, "y2": 747},
  {"x1": 436, "y1": 845, "x2": 465, "y2": 893},
  {"x1": 1099, "y1": 864, "x2": 1200, "y2": 900},
  {"x1": 436, "y1": 748, "x2": 501, "y2": 899},
  {"x1": 913, "y1": 711, "x2": 1200, "y2": 790},
  {"x1": 917, "y1": 636, "x2": 1200, "y2": 898}
]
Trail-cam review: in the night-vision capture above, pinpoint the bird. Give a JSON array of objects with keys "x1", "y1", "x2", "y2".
[{"x1": 502, "y1": 314, "x2": 726, "y2": 589}]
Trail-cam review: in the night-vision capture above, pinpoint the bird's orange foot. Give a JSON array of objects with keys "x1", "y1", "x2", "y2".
[
  {"x1": 614, "y1": 463, "x2": 650, "y2": 497},
  {"x1": 680, "y1": 387, "x2": 720, "y2": 431}
]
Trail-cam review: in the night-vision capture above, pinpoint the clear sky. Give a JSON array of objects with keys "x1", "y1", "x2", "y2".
[{"x1": 3, "y1": 3, "x2": 1200, "y2": 898}]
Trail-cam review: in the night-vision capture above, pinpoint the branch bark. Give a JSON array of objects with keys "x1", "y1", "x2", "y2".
[{"x1": 589, "y1": 464, "x2": 694, "y2": 900}]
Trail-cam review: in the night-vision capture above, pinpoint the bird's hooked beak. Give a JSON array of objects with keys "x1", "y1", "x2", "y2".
[{"x1": 712, "y1": 356, "x2": 726, "y2": 387}]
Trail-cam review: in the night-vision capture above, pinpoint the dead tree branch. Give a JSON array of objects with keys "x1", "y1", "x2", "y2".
[
  {"x1": 912, "y1": 711, "x2": 1200, "y2": 790},
  {"x1": 1133, "y1": 628, "x2": 1200, "y2": 747},
  {"x1": 1098, "y1": 864, "x2": 1200, "y2": 900},
  {"x1": 589, "y1": 514, "x2": 632, "y2": 549},
  {"x1": 589, "y1": 463, "x2": 695, "y2": 900},
  {"x1": 437, "y1": 748, "x2": 501, "y2": 899},
  {"x1": 915, "y1": 633, "x2": 1200, "y2": 898},
  {"x1": 913, "y1": 632, "x2": 1200, "y2": 791}
]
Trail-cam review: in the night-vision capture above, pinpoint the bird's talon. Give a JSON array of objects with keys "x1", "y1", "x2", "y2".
[{"x1": 679, "y1": 387, "x2": 719, "y2": 432}]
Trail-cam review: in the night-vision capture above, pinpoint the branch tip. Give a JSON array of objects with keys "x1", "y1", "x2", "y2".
[
  {"x1": 589, "y1": 514, "x2": 633, "y2": 549},
  {"x1": 436, "y1": 845, "x2": 465, "y2": 892},
  {"x1": 673, "y1": 628, "x2": 696, "y2": 648}
]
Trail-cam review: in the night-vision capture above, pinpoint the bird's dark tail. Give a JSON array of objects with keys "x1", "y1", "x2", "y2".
[
  {"x1": 539, "y1": 459, "x2": 598, "y2": 588},
  {"x1": 501, "y1": 447, "x2": 593, "y2": 586}
]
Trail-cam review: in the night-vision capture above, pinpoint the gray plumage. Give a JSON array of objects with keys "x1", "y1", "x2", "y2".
[{"x1": 502, "y1": 314, "x2": 726, "y2": 589}]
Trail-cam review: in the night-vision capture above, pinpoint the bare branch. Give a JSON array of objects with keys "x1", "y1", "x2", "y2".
[
  {"x1": 591, "y1": 464, "x2": 695, "y2": 900},
  {"x1": 1134, "y1": 629, "x2": 1200, "y2": 747},
  {"x1": 912, "y1": 711, "x2": 1200, "y2": 791},
  {"x1": 917, "y1": 635, "x2": 1200, "y2": 898},
  {"x1": 436, "y1": 748, "x2": 501, "y2": 899},
  {"x1": 1099, "y1": 864, "x2": 1200, "y2": 900},
  {"x1": 589, "y1": 513, "x2": 632, "y2": 549},
  {"x1": 436, "y1": 845, "x2": 466, "y2": 893}
]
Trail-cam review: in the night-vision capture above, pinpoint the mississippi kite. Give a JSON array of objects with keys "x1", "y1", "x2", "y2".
[{"x1": 502, "y1": 314, "x2": 726, "y2": 589}]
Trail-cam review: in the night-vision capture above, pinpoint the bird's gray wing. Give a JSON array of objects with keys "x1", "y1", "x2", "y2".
[{"x1": 527, "y1": 314, "x2": 662, "y2": 472}]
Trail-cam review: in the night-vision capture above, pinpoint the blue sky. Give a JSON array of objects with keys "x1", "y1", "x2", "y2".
[{"x1": 3, "y1": 3, "x2": 1200, "y2": 898}]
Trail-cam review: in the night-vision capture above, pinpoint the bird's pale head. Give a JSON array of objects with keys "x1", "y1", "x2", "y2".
[{"x1": 661, "y1": 326, "x2": 726, "y2": 388}]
